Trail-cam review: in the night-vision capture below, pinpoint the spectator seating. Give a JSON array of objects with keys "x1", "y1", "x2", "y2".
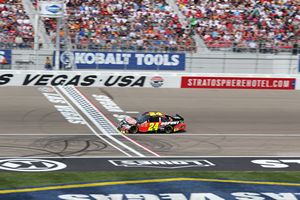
[
  {"x1": 177, "y1": 0, "x2": 300, "y2": 52},
  {"x1": 0, "y1": 0, "x2": 34, "y2": 48},
  {"x1": 62, "y1": 0, "x2": 196, "y2": 52},
  {"x1": 1, "y1": 0, "x2": 298, "y2": 53}
]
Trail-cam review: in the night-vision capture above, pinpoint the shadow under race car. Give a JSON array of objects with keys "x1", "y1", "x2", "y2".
[{"x1": 118, "y1": 111, "x2": 186, "y2": 134}]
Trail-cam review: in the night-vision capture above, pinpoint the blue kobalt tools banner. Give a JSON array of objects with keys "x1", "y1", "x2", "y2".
[
  {"x1": 0, "y1": 50, "x2": 11, "y2": 65},
  {"x1": 59, "y1": 51, "x2": 185, "y2": 70}
]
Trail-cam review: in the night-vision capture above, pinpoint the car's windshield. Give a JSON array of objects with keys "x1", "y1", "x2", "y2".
[{"x1": 136, "y1": 115, "x2": 149, "y2": 123}]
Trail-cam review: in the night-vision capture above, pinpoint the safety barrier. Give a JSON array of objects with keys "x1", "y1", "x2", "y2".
[{"x1": 0, "y1": 70, "x2": 299, "y2": 90}]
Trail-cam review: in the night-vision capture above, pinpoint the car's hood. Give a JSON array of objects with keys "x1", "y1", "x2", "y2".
[{"x1": 123, "y1": 116, "x2": 137, "y2": 125}]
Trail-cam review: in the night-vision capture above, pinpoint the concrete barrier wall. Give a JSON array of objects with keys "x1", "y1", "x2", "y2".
[{"x1": 0, "y1": 70, "x2": 299, "y2": 90}]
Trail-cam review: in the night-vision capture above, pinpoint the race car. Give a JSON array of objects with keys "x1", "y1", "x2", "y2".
[{"x1": 118, "y1": 111, "x2": 186, "y2": 134}]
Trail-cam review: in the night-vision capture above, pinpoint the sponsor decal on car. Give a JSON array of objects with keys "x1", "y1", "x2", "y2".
[
  {"x1": 161, "y1": 121, "x2": 180, "y2": 125},
  {"x1": 181, "y1": 76, "x2": 296, "y2": 90},
  {"x1": 0, "y1": 158, "x2": 66, "y2": 172},
  {"x1": 109, "y1": 160, "x2": 215, "y2": 169}
]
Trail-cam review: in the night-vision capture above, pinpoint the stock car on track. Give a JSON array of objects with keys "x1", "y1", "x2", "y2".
[{"x1": 118, "y1": 111, "x2": 186, "y2": 134}]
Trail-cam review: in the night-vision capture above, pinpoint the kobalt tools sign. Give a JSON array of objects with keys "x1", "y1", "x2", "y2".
[
  {"x1": 109, "y1": 160, "x2": 215, "y2": 169},
  {"x1": 59, "y1": 51, "x2": 186, "y2": 70}
]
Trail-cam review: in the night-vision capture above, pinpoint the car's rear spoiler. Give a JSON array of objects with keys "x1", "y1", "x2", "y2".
[{"x1": 173, "y1": 114, "x2": 184, "y2": 120}]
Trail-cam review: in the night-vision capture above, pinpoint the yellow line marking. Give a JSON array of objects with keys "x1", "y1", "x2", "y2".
[{"x1": 1, "y1": 177, "x2": 300, "y2": 195}]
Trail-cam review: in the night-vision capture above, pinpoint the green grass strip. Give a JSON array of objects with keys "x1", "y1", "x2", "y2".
[{"x1": 1, "y1": 171, "x2": 300, "y2": 189}]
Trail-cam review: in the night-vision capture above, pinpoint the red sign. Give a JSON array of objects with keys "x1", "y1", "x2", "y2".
[{"x1": 181, "y1": 77, "x2": 296, "y2": 90}]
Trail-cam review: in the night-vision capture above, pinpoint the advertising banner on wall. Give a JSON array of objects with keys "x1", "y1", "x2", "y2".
[
  {"x1": 0, "y1": 50, "x2": 11, "y2": 65},
  {"x1": 181, "y1": 76, "x2": 296, "y2": 90},
  {"x1": 59, "y1": 51, "x2": 185, "y2": 70},
  {"x1": 0, "y1": 71, "x2": 181, "y2": 88}
]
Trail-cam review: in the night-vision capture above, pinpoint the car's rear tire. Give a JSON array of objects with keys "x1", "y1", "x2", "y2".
[
  {"x1": 129, "y1": 126, "x2": 138, "y2": 134},
  {"x1": 165, "y1": 126, "x2": 173, "y2": 134}
]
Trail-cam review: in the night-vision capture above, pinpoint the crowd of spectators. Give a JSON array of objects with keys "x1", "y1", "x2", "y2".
[
  {"x1": 177, "y1": 0, "x2": 300, "y2": 53},
  {"x1": 0, "y1": 0, "x2": 34, "y2": 48},
  {"x1": 58, "y1": 0, "x2": 196, "y2": 52},
  {"x1": 1, "y1": 0, "x2": 299, "y2": 54}
]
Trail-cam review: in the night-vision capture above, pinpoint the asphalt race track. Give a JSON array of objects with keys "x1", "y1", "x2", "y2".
[{"x1": 1, "y1": 86, "x2": 300, "y2": 157}]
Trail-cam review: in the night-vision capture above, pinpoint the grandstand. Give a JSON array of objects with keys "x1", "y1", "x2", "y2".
[
  {"x1": 177, "y1": 0, "x2": 299, "y2": 53},
  {"x1": 0, "y1": 0, "x2": 298, "y2": 53},
  {"x1": 0, "y1": 0, "x2": 34, "y2": 49}
]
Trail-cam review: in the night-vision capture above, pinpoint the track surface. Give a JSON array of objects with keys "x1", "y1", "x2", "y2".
[{"x1": 1, "y1": 87, "x2": 300, "y2": 157}]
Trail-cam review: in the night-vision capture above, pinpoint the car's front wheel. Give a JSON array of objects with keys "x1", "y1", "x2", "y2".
[
  {"x1": 164, "y1": 126, "x2": 173, "y2": 134},
  {"x1": 129, "y1": 126, "x2": 138, "y2": 134}
]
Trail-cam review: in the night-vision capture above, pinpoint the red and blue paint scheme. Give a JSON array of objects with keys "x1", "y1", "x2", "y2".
[{"x1": 118, "y1": 111, "x2": 186, "y2": 134}]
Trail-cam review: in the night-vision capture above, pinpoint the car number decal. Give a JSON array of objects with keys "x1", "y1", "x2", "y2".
[
  {"x1": 148, "y1": 112, "x2": 163, "y2": 116},
  {"x1": 148, "y1": 122, "x2": 160, "y2": 131}
]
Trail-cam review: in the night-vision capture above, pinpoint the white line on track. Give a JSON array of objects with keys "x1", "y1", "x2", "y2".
[{"x1": 53, "y1": 87, "x2": 133, "y2": 157}]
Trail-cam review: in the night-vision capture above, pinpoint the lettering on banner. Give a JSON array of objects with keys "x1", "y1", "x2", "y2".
[
  {"x1": 72, "y1": 52, "x2": 180, "y2": 66},
  {"x1": 23, "y1": 74, "x2": 97, "y2": 86},
  {"x1": 103, "y1": 75, "x2": 146, "y2": 87},
  {"x1": 0, "y1": 74, "x2": 13, "y2": 85},
  {"x1": 135, "y1": 54, "x2": 180, "y2": 66},
  {"x1": 181, "y1": 77, "x2": 296, "y2": 90},
  {"x1": 74, "y1": 52, "x2": 132, "y2": 65}
]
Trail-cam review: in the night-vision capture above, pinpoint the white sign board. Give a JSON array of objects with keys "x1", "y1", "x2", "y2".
[
  {"x1": 0, "y1": 71, "x2": 180, "y2": 88},
  {"x1": 39, "y1": 1, "x2": 64, "y2": 18}
]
